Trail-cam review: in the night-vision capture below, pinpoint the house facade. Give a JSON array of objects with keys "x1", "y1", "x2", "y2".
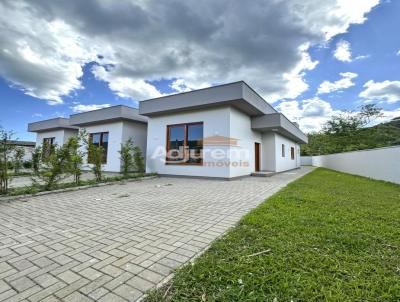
[
  {"x1": 28, "y1": 82, "x2": 307, "y2": 177},
  {"x1": 28, "y1": 106, "x2": 147, "y2": 172},
  {"x1": 140, "y1": 81, "x2": 307, "y2": 179}
]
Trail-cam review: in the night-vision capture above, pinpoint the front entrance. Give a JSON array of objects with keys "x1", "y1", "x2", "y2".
[{"x1": 255, "y1": 142, "x2": 260, "y2": 172}]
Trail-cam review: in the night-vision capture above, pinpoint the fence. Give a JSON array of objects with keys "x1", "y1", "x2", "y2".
[{"x1": 301, "y1": 145, "x2": 400, "y2": 184}]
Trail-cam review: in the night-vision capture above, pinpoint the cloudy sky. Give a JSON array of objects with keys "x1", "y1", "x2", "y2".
[{"x1": 0, "y1": 0, "x2": 399, "y2": 140}]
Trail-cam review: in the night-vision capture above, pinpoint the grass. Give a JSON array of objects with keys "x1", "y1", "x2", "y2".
[
  {"x1": 146, "y1": 168, "x2": 400, "y2": 302},
  {"x1": 2, "y1": 173, "x2": 157, "y2": 197}
]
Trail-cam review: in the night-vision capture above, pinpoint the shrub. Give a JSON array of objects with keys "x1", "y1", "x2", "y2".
[
  {"x1": 133, "y1": 146, "x2": 145, "y2": 173},
  {"x1": 0, "y1": 129, "x2": 15, "y2": 194},
  {"x1": 23, "y1": 160, "x2": 32, "y2": 169},
  {"x1": 64, "y1": 136, "x2": 84, "y2": 184},
  {"x1": 31, "y1": 147, "x2": 41, "y2": 173},
  {"x1": 33, "y1": 144, "x2": 69, "y2": 190},
  {"x1": 119, "y1": 139, "x2": 135, "y2": 177},
  {"x1": 88, "y1": 144, "x2": 104, "y2": 182},
  {"x1": 13, "y1": 147, "x2": 25, "y2": 174}
]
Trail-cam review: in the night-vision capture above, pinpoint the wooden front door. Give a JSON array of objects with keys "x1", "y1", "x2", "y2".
[{"x1": 255, "y1": 142, "x2": 260, "y2": 172}]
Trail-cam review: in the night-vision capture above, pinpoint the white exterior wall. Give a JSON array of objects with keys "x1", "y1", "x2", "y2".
[
  {"x1": 81, "y1": 122, "x2": 124, "y2": 173},
  {"x1": 274, "y1": 133, "x2": 300, "y2": 172},
  {"x1": 300, "y1": 156, "x2": 313, "y2": 166},
  {"x1": 261, "y1": 132, "x2": 276, "y2": 171},
  {"x1": 146, "y1": 107, "x2": 231, "y2": 178},
  {"x1": 228, "y1": 107, "x2": 262, "y2": 178},
  {"x1": 121, "y1": 121, "x2": 147, "y2": 157},
  {"x1": 304, "y1": 146, "x2": 400, "y2": 184},
  {"x1": 146, "y1": 106, "x2": 302, "y2": 178},
  {"x1": 35, "y1": 129, "x2": 78, "y2": 147}
]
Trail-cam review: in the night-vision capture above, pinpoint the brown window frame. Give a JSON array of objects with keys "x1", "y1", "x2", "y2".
[
  {"x1": 88, "y1": 132, "x2": 109, "y2": 164},
  {"x1": 291, "y1": 147, "x2": 295, "y2": 160},
  {"x1": 281, "y1": 144, "x2": 285, "y2": 157},
  {"x1": 166, "y1": 122, "x2": 203, "y2": 166}
]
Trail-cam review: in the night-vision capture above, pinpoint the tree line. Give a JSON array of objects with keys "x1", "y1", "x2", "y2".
[{"x1": 301, "y1": 104, "x2": 400, "y2": 156}]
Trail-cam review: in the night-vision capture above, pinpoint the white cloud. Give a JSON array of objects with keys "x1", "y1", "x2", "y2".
[
  {"x1": 276, "y1": 97, "x2": 338, "y2": 132},
  {"x1": 397, "y1": 50, "x2": 400, "y2": 56},
  {"x1": 333, "y1": 40, "x2": 352, "y2": 62},
  {"x1": 71, "y1": 103, "x2": 111, "y2": 113},
  {"x1": 317, "y1": 72, "x2": 358, "y2": 94},
  {"x1": 0, "y1": 0, "x2": 380, "y2": 104},
  {"x1": 359, "y1": 80, "x2": 400, "y2": 103}
]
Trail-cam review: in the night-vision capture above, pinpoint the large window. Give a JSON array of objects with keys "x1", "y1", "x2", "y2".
[
  {"x1": 89, "y1": 132, "x2": 109, "y2": 163},
  {"x1": 166, "y1": 122, "x2": 203, "y2": 164}
]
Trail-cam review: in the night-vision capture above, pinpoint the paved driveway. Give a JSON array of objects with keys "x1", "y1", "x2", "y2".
[{"x1": 0, "y1": 167, "x2": 313, "y2": 302}]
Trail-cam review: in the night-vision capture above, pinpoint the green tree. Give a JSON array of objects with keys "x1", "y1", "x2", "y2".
[
  {"x1": 33, "y1": 144, "x2": 69, "y2": 190},
  {"x1": 0, "y1": 129, "x2": 15, "y2": 194},
  {"x1": 64, "y1": 135, "x2": 84, "y2": 184},
  {"x1": 31, "y1": 146, "x2": 42, "y2": 174},
  {"x1": 119, "y1": 139, "x2": 135, "y2": 177},
  {"x1": 13, "y1": 147, "x2": 25, "y2": 174},
  {"x1": 133, "y1": 146, "x2": 145, "y2": 173},
  {"x1": 88, "y1": 144, "x2": 104, "y2": 181}
]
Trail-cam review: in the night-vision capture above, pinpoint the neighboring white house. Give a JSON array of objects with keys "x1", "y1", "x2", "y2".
[
  {"x1": 28, "y1": 106, "x2": 147, "y2": 172},
  {"x1": 28, "y1": 117, "x2": 79, "y2": 148},
  {"x1": 69, "y1": 106, "x2": 147, "y2": 172},
  {"x1": 28, "y1": 82, "x2": 307, "y2": 177},
  {"x1": 139, "y1": 81, "x2": 307, "y2": 179},
  {"x1": 5, "y1": 140, "x2": 36, "y2": 162}
]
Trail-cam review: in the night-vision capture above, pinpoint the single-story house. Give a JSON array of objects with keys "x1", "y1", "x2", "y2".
[
  {"x1": 27, "y1": 81, "x2": 307, "y2": 178},
  {"x1": 28, "y1": 117, "x2": 79, "y2": 147},
  {"x1": 140, "y1": 81, "x2": 307, "y2": 179},
  {"x1": 4, "y1": 140, "x2": 36, "y2": 162},
  {"x1": 69, "y1": 105, "x2": 147, "y2": 172},
  {"x1": 28, "y1": 106, "x2": 147, "y2": 172}
]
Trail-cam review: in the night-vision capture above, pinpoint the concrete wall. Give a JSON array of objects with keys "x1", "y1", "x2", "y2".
[
  {"x1": 228, "y1": 107, "x2": 262, "y2": 178},
  {"x1": 121, "y1": 121, "x2": 148, "y2": 158},
  {"x1": 261, "y1": 132, "x2": 276, "y2": 171},
  {"x1": 302, "y1": 146, "x2": 400, "y2": 184},
  {"x1": 146, "y1": 106, "x2": 301, "y2": 178},
  {"x1": 146, "y1": 107, "x2": 232, "y2": 178},
  {"x1": 81, "y1": 122, "x2": 124, "y2": 172},
  {"x1": 274, "y1": 133, "x2": 300, "y2": 172},
  {"x1": 300, "y1": 156, "x2": 313, "y2": 166}
]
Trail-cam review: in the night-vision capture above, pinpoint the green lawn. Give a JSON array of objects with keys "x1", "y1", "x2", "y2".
[{"x1": 146, "y1": 168, "x2": 400, "y2": 301}]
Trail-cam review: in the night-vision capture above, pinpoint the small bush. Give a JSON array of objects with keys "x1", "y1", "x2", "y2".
[
  {"x1": 119, "y1": 139, "x2": 135, "y2": 177},
  {"x1": 133, "y1": 146, "x2": 145, "y2": 173},
  {"x1": 23, "y1": 160, "x2": 32, "y2": 169}
]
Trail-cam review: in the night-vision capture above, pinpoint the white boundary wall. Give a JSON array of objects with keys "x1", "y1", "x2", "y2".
[{"x1": 301, "y1": 146, "x2": 400, "y2": 184}]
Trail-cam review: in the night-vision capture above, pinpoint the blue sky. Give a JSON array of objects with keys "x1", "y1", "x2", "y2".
[{"x1": 0, "y1": 0, "x2": 399, "y2": 140}]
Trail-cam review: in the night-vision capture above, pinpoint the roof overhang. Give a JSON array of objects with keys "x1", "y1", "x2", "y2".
[
  {"x1": 69, "y1": 105, "x2": 147, "y2": 126},
  {"x1": 139, "y1": 81, "x2": 277, "y2": 117},
  {"x1": 252, "y1": 113, "x2": 308, "y2": 144},
  {"x1": 28, "y1": 118, "x2": 78, "y2": 133}
]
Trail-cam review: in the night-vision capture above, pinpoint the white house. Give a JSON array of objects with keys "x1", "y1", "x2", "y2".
[
  {"x1": 28, "y1": 106, "x2": 147, "y2": 172},
  {"x1": 139, "y1": 81, "x2": 307, "y2": 179},
  {"x1": 28, "y1": 82, "x2": 307, "y2": 177}
]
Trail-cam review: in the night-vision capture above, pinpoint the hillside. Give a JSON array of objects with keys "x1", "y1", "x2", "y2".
[{"x1": 301, "y1": 117, "x2": 400, "y2": 156}]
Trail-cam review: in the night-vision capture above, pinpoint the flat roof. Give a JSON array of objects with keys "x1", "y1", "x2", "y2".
[
  {"x1": 5, "y1": 140, "x2": 35, "y2": 147},
  {"x1": 69, "y1": 105, "x2": 147, "y2": 126},
  {"x1": 139, "y1": 81, "x2": 277, "y2": 117},
  {"x1": 251, "y1": 113, "x2": 308, "y2": 144},
  {"x1": 28, "y1": 118, "x2": 78, "y2": 133}
]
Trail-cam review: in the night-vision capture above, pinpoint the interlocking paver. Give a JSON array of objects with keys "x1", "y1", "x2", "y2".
[{"x1": 0, "y1": 167, "x2": 313, "y2": 301}]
